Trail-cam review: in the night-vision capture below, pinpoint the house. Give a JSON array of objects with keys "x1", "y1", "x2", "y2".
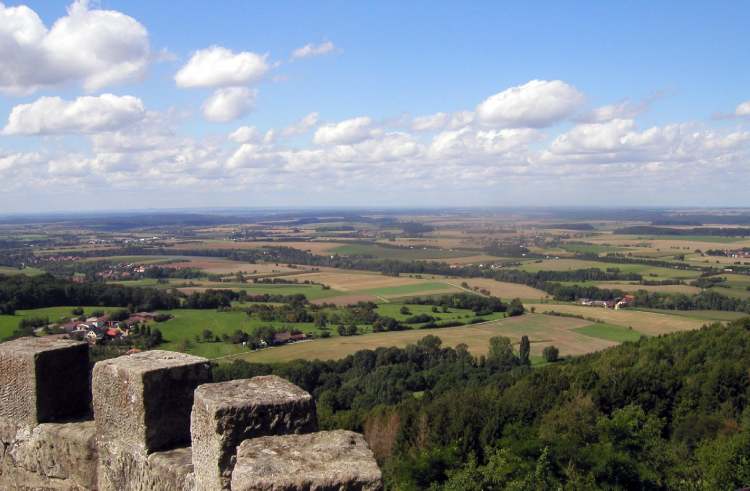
[
  {"x1": 85, "y1": 330, "x2": 102, "y2": 344},
  {"x1": 615, "y1": 295, "x2": 636, "y2": 310},
  {"x1": 272, "y1": 331, "x2": 308, "y2": 345},
  {"x1": 272, "y1": 332, "x2": 292, "y2": 345},
  {"x1": 105, "y1": 328, "x2": 122, "y2": 339}
]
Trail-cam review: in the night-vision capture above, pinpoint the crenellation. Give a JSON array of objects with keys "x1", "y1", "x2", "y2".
[
  {"x1": 0, "y1": 337, "x2": 89, "y2": 427},
  {"x1": 191, "y1": 376, "x2": 318, "y2": 490},
  {"x1": 231, "y1": 430, "x2": 383, "y2": 491},
  {"x1": 0, "y1": 338, "x2": 382, "y2": 490}
]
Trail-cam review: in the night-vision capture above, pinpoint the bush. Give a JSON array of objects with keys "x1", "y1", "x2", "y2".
[{"x1": 543, "y1": 345, "x2": 560, "y2": 362}]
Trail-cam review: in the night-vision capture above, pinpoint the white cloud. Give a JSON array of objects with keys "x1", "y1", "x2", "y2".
[
  {"x1": 412, "y1": 112, "x2": 449, "y2": 132},
  {"x1": 577, "y1": 99, "x2": 648, "y2": 123},
  {"x1": 429, "y1": 127, "x2": 540, "y2": 159},
  {"x1": 549, "y1": 119, "x2": 637, "y2": 155},
  {"x1": 0, "y1": 0, "x2": 150, "y2": 95},
  {"x1": 291, "y1": 41, "x2": 336, "y2": 60},
  {"x1": 282, "y1": 112, "x2": 319, "y2": 137},
  {"x1": 3, "y1": 94, "x2": 145, "y2": 135},
  {"x1": 313, "y1": 116, "x2": 377, "y2": 145},
  {"x1": 736, "y1": 101, "x2": 750, "y2": 117},
  {"x1": 201, "y1": 87, "x2": 257, "y2": 123},
  {"x1": 543, "y1": 119, "x2": 750, "y2": 167},
  {"x1": 229, "y1": 126, "x2": 261, "y2": 144},
  {"x1": 476, "y1": 80, "x2": 584, "y2": 128},
  {"x1": 412, "y1": 111, "x2": 475, "y2": 132},
  {"x1": 175, "y1": 46, "x2": 268, "y2": 88},
  {"x1": 0, "y1": 151, "x2": 42, "y2": 172}
]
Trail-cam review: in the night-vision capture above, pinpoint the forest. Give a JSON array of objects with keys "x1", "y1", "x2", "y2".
[{"x1": 215, "y1": 318, "x2": 750, "y2": 489}]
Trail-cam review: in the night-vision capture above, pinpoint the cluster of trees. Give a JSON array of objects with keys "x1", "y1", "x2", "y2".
[
  {"x1": 634, "y1": 290, "x2": 750, "y2": 313},
  {"x1": 408, "y1": 293, "x2": 510, "y2": 315},
  {"x1": 143, "y1": 266, "x2": 205, "y2": 279},
  {"x1": 615, "y1": 225, "x2": 750, "y2": 237},
  {"x1": 214, "y1": 318, "x2": 750, "y2": 489},
  {"x1": 0, "y1": 273, "x2": 180, "y2": 313}
]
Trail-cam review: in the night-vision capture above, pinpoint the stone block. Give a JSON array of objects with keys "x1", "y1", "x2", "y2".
[
  {"x1": 93, "y1": 350, "x2": 211, "y2": 454},
  {"x1": 231, "y1": 430, "x2": 383, "y2": 491},
  {"x1": 97, "y1": 444, "x2": 194, "y2": 491},
  {"x1": 0, "y1": 337, "x2": 89, "y2": 427},
  {"x1": 0, "y1": 420, "x2": 98, "y2": 490},
  {"x1": 191, "y1": 376, "x2": 317, "y2": 490}
]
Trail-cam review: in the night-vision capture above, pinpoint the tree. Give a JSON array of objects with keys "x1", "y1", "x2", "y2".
[
  {"x1": 543, "y1": 345, "x2": 559, "y2": 362},
  {"x1": 519, "y1": 335, "x2": 531, "y2": 365},
  {"x1": 508, "y1": 298, "x2": 525, "y2": 317},
  {"x1": 486, "y1": 336, "x2": 518, "y2": 371},
  {"x1": 400, "y1": 306, "x2": 411, "y2": 315},
  {"x1": 314, "y1": 312, "x2": 328, "y2": 328}
]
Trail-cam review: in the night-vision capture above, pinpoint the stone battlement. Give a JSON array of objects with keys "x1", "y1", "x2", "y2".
[{"x1": 0, "y1": 337, "x2": 382, "y2": 490}]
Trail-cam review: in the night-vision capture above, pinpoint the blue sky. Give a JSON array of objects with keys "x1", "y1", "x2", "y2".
[{"x1": 0, "y1": 0, "x2": 748, "y2": 212}]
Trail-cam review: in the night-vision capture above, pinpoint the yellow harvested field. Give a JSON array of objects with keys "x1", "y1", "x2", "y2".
[
  {"x1": 527, "y1": 303, "x2": 705, "y2": 336},
  {"x1": 593, "y1": 283, "x2": 702, "y2": 294},
  {"x1": 169, "y1": 240, "x2": 340, "y2": 255},
  {"x1": 586, "y1": 235, "x2": 750, "y2": 253},
  {"x1": 287, "y1": 271, "x2": 426, "y2": 292},
  {"x1": 447, "y1": 277, "x2": 549, "y2": 300},
  {"x1": 223, "y1": 314, "x2": 615, "y2": 363}
]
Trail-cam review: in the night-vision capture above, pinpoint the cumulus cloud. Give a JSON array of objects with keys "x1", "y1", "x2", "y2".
[
  {"x1": 429, "y1": 127, "x2": 540, "y2": 160},
  {"x1": 175, "y1": 46, "x2": 268, "y2": 88},
  {"x1": 202, "y1": 87, "x2": 257, "y2": 123},
  {"x1": 476, "y1": 80, "x2": 584, "y2": 128},
  {"x1": 291, "y1": 41, "x2": 336, "y2": 60},
  {"x1": 282, "y1": 112, "x2": 319, "y2": 137},
  {"x1": 0, "y1": 0, "x2": 150, "y2": 95},
  {"x1": 313, "y1": 116, "x2": 377, "y2": 145},
  {"x1": 576, "y1": 99, "x2": 649, "y2": 123},
  {"x1": 737, "y1": 101, "x2": 750, "y2": 117},
  {"x1": 543, "y1": 119, "x2": 750, "y2": 167},
  {"x1": 412, "y1": 111, "x2": 474, "y2": 132},
  {"x1": 3, "y1": 94, "x2": 145, "y2": 135},
  {"x1": 229, "y1": 126, "x2": 261, "y2": 144}
]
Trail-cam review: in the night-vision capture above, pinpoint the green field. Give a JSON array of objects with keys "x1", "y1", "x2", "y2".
[
  {"x1": 0, "y1": 306, "x2": 120, "y2": 340},
  {"x1": 155, "y1": 308, "x2": 322, "y2": 358},
  {"x1": 0, "y1": 266, "x2": 45, "y2": 276},
  {"x1": 518, "y1": 258, "x2": 700, "y2": 280},
  {"x1": 574, "y1": 322, "x2": 644, "y2": 343},
  {"x1": 560, "y1": 244, "x2": 625, "y2": 255},
  {"x1": 375, "y1": 303, "x2": 505, "y2": 323},
  {"x1": 112, "y1": 280, "x2": 344, "y2": 300},
  {"x1": 360, "y1": 282, "x2": 458, "y2": 297}
]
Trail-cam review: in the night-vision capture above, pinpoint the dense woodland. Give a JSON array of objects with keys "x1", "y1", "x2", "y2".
[{"x1": 216, "y1": 318, "x2": 750, "y2": 490}]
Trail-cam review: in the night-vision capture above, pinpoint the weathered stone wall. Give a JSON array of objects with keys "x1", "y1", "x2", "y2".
[{"x1": 0, "y1": 337, "x2": 382, "y2": 490}]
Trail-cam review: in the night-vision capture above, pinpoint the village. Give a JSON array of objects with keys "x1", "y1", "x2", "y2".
[{"x1": 579, "y1": 294, "x2": 635, "y2": 310}]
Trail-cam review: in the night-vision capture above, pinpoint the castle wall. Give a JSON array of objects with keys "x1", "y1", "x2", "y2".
[{"x1": 0, "y1": 337, "x2": 382, "y2": 491}]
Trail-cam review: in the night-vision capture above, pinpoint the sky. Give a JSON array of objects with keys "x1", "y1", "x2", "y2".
[{"x1": 0, "y1": 0, "x2": 749, "y2": 213}]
